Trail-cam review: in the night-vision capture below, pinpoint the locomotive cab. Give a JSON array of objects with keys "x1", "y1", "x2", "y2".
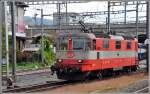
[
  {"x1": 51, "y1": 33, "x2": 96, "y2": 79},
  {"x1": 55, "y1": 33, "x2": 95, "y2": 64}
]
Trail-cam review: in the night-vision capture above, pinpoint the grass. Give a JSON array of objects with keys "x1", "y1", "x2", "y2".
[
  {"x1": 2, "y1": 61, "x2": 51, "y2": 73},
  {"x1": 16, "y1": 62, "x2": 49, "y2": 71}
]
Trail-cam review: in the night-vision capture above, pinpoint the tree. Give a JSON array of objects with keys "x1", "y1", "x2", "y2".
[{"x1": 40, "y1": 36, "x2": 56, "y2": 65}]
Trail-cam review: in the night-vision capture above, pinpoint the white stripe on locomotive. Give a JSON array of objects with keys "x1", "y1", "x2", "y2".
[{"x1": 56, "y1": 51, "x2": 138, "y2": 60}]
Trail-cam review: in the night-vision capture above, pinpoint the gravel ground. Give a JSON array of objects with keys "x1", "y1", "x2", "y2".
[
  {"x1": 14, "y1": 72, "x2": 58, "y2": 87},
  {"x1": 41, "y1": 73, "x2": 148, "y2": 93},
  {"x1": 116, "y1": 79, "x2": 148, "y2": 93},
  {"x1": 2, "y1": 69, "x2": 59, "y2": 90}
]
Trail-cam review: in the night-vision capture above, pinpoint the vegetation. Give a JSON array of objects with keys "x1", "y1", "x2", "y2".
[
  {"x1": 2, "y1": 25, "x2": 56, "y2": 71},
  {"x1": 16, "y1": 61, "x2": 46, "y2": 71},
  {"x1": 3, "y1": 61, "x2": 47, "y2": 72},
  {"x1": 15, "y1": 36, "x2": 56, "y2": 70},
  {"x1": 42, "y1": 36, "x2": 56, "y2": 66}
]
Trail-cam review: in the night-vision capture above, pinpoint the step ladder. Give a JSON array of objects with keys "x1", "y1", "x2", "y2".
[
  {"x1": 2, "y1": 58, "x2": 9, "y2": 76},
  {"x1": 2, "y1": 59, "x2": 13, "y2": 88}
]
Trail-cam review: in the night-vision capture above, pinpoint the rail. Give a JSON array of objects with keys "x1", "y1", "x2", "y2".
[
  {"x1": 134, "y1": 87, "x2": 149, "y2": 93},
  {"x1": 3, "y1": 80, "x2": 69, "y2": 93}
]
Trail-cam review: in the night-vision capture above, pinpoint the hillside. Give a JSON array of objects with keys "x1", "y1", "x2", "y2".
[{"x1": 24, "y1": 16, "x2": 53, "y2": 26}]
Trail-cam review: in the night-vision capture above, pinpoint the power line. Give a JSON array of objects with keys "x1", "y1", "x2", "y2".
[{"x1": 25, "y1": 1, "x2": 85, "y2": 5}]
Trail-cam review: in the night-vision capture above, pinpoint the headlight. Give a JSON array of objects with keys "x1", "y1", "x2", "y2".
[
  {"x1": 58, "y1": 59, "x2": 62, "y2": 63},
  {"x1": 78, "y1": 60, "x2": 83, "y2": 63}
]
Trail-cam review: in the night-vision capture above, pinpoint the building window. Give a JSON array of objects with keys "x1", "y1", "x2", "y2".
[
  {"x1": 103, "y1": 39, "x2": 109, "y2": 48},
  {"x1": 127, "y1": 41, "x2": 131, "y2": 49},
  {"x1": 116, "y1": 41, "x2": 121, "y2": 49}
]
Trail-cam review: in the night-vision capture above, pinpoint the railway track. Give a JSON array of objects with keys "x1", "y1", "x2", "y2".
[
  {"x1": 134, "y1": 86, "x2": 149, "y2": 93},
  {"x1": 3, "y1": 80, "x2": 73, "y2": 93},
  {"x1": 2, "y1": 66, "x2": 147, "y2": 93},
  {"x1": 14, "y1": 67, "x2": 50, "y2": 76}
]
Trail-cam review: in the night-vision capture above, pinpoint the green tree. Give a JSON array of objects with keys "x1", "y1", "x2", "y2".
[{"x1": 40, "y1": 36, "x2": 56, "y2": 66}]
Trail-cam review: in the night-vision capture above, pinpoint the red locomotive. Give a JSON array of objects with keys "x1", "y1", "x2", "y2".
[{"x1": 51, "y1": 32, "x2": 138, "y2": 80}]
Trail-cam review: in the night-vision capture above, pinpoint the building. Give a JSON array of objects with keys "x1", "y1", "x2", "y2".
[
  {"x1": 53, "y1": 12, "x2": 82, "y2": 25},
  {"x1": 7, "y1": 2, "x2": 28, "y2": 50}
]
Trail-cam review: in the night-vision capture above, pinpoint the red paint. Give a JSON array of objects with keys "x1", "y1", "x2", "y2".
[
  {"x1": 95, "y1": 38, "x2": 137, "y2": 51},
  {"x1": 57, "y1": 57, "x2": 137, "y2": 72},
  {"x1": 67, "y1": 38, "x2": 72, "y2": 51},
  {"x1": 67, "y1": 36, "x2": 74, "y2": 58}
]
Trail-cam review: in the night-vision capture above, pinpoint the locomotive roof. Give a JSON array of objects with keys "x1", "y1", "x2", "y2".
[
  {"x1": 109, "y1": 35, "x2": 124, "y2": 40},
  {"x1": 57, "y1": 33, "x2": 96, "y2": 39},
  {"x1": 56, "y1": 32, "x2": 135, "y2": 40},
  {"x1": 93, "y1": 32, "x2": 135, "y2": 40}
]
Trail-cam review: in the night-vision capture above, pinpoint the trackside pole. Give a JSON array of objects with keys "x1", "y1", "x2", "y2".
[
  {"x1": 146, "y1": 1, "x2": 150, "y2": 73},
  {"x1": 10, "y1": 1, "x2": 17, "y2": 82},
  {"x1": 0, "y1": 1, "x2": 3, "y2": 94},
  {"x1": 146, "y1": 1, "x2": 150, "y2": 93},
  {"x1": 4, "y1": 1, "x2": 9, "y2": 77}
]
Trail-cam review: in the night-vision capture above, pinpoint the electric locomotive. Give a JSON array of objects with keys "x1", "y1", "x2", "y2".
[{"x1": 51, "y1": 32, "x2": 138, "y2": 80}]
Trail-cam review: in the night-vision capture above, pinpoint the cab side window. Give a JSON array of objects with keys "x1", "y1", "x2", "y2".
[
  {"x1": 127, "y1": 41, "x2": 131, "y2": 49},
  {"x1": 116, "y1": 41, "x2": 121, "y2": 49},
  {"x1": 103, "y1": 39, "x2": 109, "y2": 49}
]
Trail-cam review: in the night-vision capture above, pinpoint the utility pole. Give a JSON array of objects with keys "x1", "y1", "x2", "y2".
[
  {"x1": 10, "y1": 1, "x2": 17, "y2": 82},
  {"x1": 0, "y1": 1, "x2": 3, "y2": 93},
  {"x1": 136, "y1": 1, "x2": 139, "y2": 40},
  {"x1": 106, "y1": 17, "x2": 108, "y2": 31},
  {"x1": 65, "y1": 1, "x2": 68, "y2": 25},
  {"x1": 146, "y1": 1, "x2": 150, "y2": 73},
  {"x1": 41, "y1": 9, "x2": 44, "y2": 64},
  {"x1": 4, "y1": 1, "x2": 9, "y2": 77},
  {"x1": 57, "y1": 3, "x2": 61, "y2": 31},
  {"x1": 108, "y1": 1, "x2": 110, "y2": 33},
  {"x1": 34, "y1": 13, "x2": 38, "y2": 25},
  {"x1": 36, "y1": 8, "x2": 45, "y2": 64},
  {"x1": 124, "y1": 1, "x2": 127, "y2": 24}
]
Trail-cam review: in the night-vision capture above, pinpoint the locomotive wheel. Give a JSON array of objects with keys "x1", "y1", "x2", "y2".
[
  {"x1": 128, "y1": 67, "x2": 132, "y2": 74},
  {"x1": 96, "y1": 71, "x2": 103, "y2": 79},
  {"x1": 56, "y1": 71, "x2": 91, "y2": 81},
  {"x1": 123, "y1": 67, "x2": 131, "y2": 74},
  {"x1": 82, "y1": 71, "x2": 92, "y2": 81},
  {"x1": 131, "y1": 66, "x2": 137, "y2": 72}
]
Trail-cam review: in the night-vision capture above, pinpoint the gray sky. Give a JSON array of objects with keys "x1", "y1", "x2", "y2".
[{"x1": 24, "y1": 1, "x2": 146, "y2": 24}]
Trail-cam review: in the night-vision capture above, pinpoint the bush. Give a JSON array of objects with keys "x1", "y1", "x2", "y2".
[
  {"x1": 16, "y1": 50, "x2": 40, "y2": 63},
  {"x1": 40, "y1": 36, "x2": 56, "y2": 65}
]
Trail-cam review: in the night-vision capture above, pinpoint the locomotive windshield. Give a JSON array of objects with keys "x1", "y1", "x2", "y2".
[
  {"x1": 57, "y1": 37, "x2": 91, "y2": 51},
  {"x1": 73, "y1": 39, "x2": 84, "y2": 50},
  {"x1": 59, "y1": 38, "x2": 68, "y2": 50}
]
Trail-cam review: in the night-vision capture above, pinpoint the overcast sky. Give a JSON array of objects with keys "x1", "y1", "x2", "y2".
[{"x1": 24, "y1": 1, "x2": 146, "y2": 24}]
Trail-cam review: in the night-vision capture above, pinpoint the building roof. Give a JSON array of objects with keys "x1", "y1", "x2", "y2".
[
  {"x1": 32, "y1": 33, "x2": 53, "y2": 38},
  {"x1": 8, "y1": 32, "x2": 26, "y2": 38},
  {"x1": 16, "y1": 2, "x2": 28, "y2": 7},
  {"x1": 22, "y1": 47, "x2": 40, "y2": 52}
]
